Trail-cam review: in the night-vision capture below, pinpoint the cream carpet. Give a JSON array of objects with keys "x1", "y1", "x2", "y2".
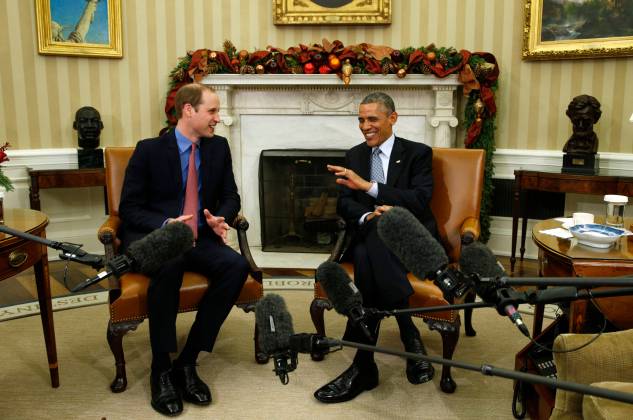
[{"x1": 0, "y1": 290, "x2": 545, "y2": 419}]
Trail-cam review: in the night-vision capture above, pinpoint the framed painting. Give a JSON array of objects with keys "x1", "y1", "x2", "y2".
[
  {"x1": 523, "y1": 0, "x2": 633, "y2": 60},
  {"x1": 35, "y1": 0, "x2": 123, "y2": 58},
  {"x1": 274, "y1": 0, "x2": 391, "y2": 25}
]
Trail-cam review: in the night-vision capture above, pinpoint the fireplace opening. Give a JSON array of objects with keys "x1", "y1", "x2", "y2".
[{"x1": 259, "y1": 149, "x2": 346, "y2": 253}]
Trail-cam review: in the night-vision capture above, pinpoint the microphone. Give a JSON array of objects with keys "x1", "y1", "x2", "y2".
[
  {"x1": 377, "y1": 207, "x2": 468, "y2": 300},
  {"x1": 70, "y1": 222, "x2": 194, "y2": 292},
  {"x1": 460, "y1": 241, "x2": 530, "y2": 338},
  {"x1": 255, "y1": 294, "x2": 298, "y2": 384},
  {"x1": 315, "y1": 261, "x2": 374, "y2": 341}
]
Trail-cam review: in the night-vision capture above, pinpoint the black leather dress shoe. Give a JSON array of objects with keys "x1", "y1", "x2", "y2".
[
  {"x1": 173, "y1": 364, "x2": 211, "y2": 405},
  {"x1": 151, "y1": 369, "x2": 183, "y2": 416},
  {"x1": 314, "y1": 363, "x2": 379, "y2": 403},
  {"x1": 404, "y1": 336, "x2": 435, "y2": 384}
]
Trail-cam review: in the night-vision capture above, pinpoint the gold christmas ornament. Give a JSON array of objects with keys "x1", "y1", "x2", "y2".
[
  {"x1": 209, "y1": 51, "x2": 217, "y2": 60},
  {"x1": 396, "y1": 68, "x2": 407, "y2": 78},
  {"x1": 255, "y1": 64, "x2": 265, "y2": 74},
  {"x1": 473, "y1": 98, "x2": 485, "y2": 115},
  {"x1": 342, "y1": 59, "x2": 353, "y2": 85}
]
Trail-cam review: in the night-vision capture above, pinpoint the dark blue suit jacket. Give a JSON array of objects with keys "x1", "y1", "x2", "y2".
[
  {"x1": 119, "y1": 129, "x2": 240, "y2": 247},
  {"x1": 338, "y1": 136, "x2": 438, "y2": 244}
]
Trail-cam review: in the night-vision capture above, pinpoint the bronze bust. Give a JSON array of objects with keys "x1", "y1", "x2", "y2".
[
  {"x1": 73, "y1": 106, "x2": 103, "y2": 150},
  {"x1": 562, "y1": 95, "x2": 601, "y2": 155}
]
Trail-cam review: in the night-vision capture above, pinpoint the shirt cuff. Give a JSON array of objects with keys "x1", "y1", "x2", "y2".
[
  {"x1": 366, "y1": 181, "x2": 378, "y2": 198},
  {"x1": 359, "y1": 212, "x2": 372, "y2": 225}
]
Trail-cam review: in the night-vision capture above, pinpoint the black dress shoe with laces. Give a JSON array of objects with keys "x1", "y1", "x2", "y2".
[
  {"x1": 150, "y1": 369, "x2": 183, "y2": 416},
  {"x1": 404, "y1": 336, "x2": 435, "y2": 384},
  {"x1": 314, "y1": 363, "x2": 379, "y2": 403},
  {"x1": 173, "y1": 364, "x2": 211, "y2": 405}
]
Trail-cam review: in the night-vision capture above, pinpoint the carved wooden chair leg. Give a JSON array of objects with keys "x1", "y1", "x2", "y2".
[
  {"x1": 107, "y1": 319, "x2": 142, "y2": 393},
  {"x1": 309, "y1": 298, "x2": 331, "y2": 361},
  {"x1": 463, "y1": 290, "x2": 477, "y2": 337},
  {"x1": 429, "y1": 318, "x2": 460, "y2": 394},
  {"x1": 253, "y1": 322, "x2": 268, "y2": 364}
]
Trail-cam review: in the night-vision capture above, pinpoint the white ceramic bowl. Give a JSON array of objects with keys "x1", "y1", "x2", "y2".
[{"x1": 569, "y1": 224, "x2": 625, "y2": 248}]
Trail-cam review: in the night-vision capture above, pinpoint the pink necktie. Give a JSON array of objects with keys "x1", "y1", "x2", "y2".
[{"x1": 183, "y1": 142, "x2": 198, "y2": 239}]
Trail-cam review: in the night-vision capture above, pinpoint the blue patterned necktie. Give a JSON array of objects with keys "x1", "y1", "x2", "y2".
[{"x1": 370, "y1": 148, "x2": 385, "y2": 183}]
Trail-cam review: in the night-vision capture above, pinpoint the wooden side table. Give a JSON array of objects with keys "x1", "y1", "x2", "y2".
[
  {"x1": 0, "y1": 208, "x2": 58, "y2": 387},
  {"x1": 510, "y1": 170, "x2": 633, "y2": 273},
  {"x1": 531, "y1": 218, "x2": 633, "y2": 336},
  {"x1": 28, "y1": 168, "x2": 106, "y2": 212}
]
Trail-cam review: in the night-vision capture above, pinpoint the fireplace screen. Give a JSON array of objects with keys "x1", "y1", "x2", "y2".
[{"x1": 260, "y1": 149, "x2": 346, "y2": 253}]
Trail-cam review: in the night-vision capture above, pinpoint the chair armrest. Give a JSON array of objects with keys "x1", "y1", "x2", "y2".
[
  {"x1": 98, "y1": 215, "x2": 122, "y2": 258},
  {"x1": 233, "y1": 215, "x2": 263, "y2": 283},
  {"x1": 459, "y1": 216, "x2": 481, "y2": 245},
  {"x1": 97, "y1": 215, "x2": 123, "y2": 291}
]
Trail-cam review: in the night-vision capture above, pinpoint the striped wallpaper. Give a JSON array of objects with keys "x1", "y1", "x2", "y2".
[{"x1": 1, "y1": 0, "x2": 631, "y2": 153}]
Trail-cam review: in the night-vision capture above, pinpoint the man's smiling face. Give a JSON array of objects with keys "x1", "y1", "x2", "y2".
[{"x1": 358, "y1": 102, "x2": 398, "y2": 148}]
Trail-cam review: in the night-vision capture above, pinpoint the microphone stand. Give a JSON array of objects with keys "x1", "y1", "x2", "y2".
[
  {"x1": 487, "y1": 275, "x2": 633, "y2": 288},
  {"x1": 0, "y1": 224, "x2": 104, "y2": 269},
  {"x1": 315, "y1": 338, "x2": 633, "y2": 406}
]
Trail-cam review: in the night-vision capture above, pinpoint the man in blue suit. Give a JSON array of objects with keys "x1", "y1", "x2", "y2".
[
  {"x1": 119, "y1": 83, "x2": 249, "y2": 416},
  {"x1": 315, "y1": 92, "x2": 438, "y2": 403}
]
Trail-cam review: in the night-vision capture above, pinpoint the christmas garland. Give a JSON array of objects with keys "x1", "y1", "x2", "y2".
[{"x1": 165, "y1": 39, "x2": 498, "y2": 242}]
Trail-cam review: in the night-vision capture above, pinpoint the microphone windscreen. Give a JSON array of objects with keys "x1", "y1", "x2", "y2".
[
  {"x1": 315, "y1": 261, "x2": 363, "y2": 316},
  {"x1": 377, "y1": 207, "x2": 448, "y2": 279},
  {"x1": 459, "y1": 241, "x2": 506, "y2": 303},
  {"x1": 255, "y1": 294, "x2": 294, "y2": 355},
  {"x1": 126, "y1": 222, "x2": 194, "y2": 274}
]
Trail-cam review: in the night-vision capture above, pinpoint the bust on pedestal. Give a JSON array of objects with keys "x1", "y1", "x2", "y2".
[
  {"x1": 74, "y1": 106, "x2": 104, "y2": 168},
  {"x1": 562, "y1": 95, "x2": 601, "y2": 175}
]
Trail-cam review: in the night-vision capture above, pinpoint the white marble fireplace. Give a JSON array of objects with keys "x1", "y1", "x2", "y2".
[{"x1": 201, "y1": 74, "x2": 462, "y2": 268}]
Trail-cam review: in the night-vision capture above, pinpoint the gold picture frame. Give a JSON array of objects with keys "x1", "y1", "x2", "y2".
[
  {"x1": 274, "y1": 0, "x2": 391, "y2": 25},
  {"x1": 523, "y1": 0, "x2": 633, "y2": 60},
  {"x1": 35, "y1": 0, "x2": 123, "y2": 58}
]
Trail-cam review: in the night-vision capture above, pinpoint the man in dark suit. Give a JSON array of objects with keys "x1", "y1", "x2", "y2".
[
  {"x1": 315, "y1": 92, "x2": 438, "y2": 403},
  {"x1": 119, "y1": 83, "x2": 249, "y2": 416}
]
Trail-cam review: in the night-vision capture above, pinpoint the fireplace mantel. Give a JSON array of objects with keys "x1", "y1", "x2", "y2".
[{"x1": 201, "y1": 73, "x2": 464, "y2": 267}]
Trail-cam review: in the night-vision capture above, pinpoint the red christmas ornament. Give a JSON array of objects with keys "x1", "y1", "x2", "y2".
[
  {"x1": 303, "y1": 62, "x2": 315, "y2": 74},
  {"x1": 318, "y1": 65, "x2": 332, "y2": 74}
]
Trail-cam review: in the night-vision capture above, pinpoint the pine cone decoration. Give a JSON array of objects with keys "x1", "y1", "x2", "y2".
[
  {"x1": 421, "y1": 63, "x2": 433, "y2": 74},
  {"x1": 240, "y1": 65, "x2": 255, "y2": 74},
  {"x1": 474, "y1": 62, "x2": 495, "y2": 80},
  {"x1": 353, "y1": 66, "x2": 362, "y2": 74},
  {"x1": 289, "y1": 65, "x2": 303, "y2": 74},
  {"x1": 439, "y1": 54, "x2": 449, "y2": 67},
  {"x1": 223, "y1": 40, "x2": 237, "y2": 57},
  {"x1": 207, "y1": 62, "x2": 220, "y2": 74},
  {"x1": 381, "y1": 62, "x2": 392, "y2": 75},
  {"x1": 172, "y1": 67, "x2": 185, "y2": 82}
]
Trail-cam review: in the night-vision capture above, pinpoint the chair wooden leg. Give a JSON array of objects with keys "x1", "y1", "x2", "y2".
[
  {"x1": 107, "y1": 319, "x2": 142, "y2": 393},
  {"x1": 237, "y1": 301, "x2": 268, "y2": 364},
  {"x1": 427, "y1": 317, "x2": 460, "y2": 394},
  {"x1": 463, "y1": 291, "x2": 477, "y2": 337},
  {"x1": 309, "y1": 297, "x2": 332, "y2": 361}
]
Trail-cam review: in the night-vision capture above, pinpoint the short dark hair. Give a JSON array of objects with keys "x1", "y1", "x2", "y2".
[
  {"x1": 360, "y1": 92, "x2": 396, "y2": 114},
  {"x1": 174, "y1": 83, "x2": 215, "y2": 119}
]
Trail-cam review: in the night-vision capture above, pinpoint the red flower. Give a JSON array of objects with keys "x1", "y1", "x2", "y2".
[{"x1": 0, "y1": 142, "x2": 10, "y2": 164}]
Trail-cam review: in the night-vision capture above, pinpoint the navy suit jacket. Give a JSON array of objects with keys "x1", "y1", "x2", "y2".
[
  {"x1": 119, "y1": 129, "x2": 240, "y2": 247},
  {"x1": 338, "y1": 136, "x2": 439, "y2": 247}
]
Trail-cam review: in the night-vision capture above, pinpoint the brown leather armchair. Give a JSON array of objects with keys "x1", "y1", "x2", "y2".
[
  {"x1": 310, "y1": 148, "x2": 485, "y2": 393},
  {"x1": 98, "y1": 147, "x2": 265, "y2": 393}
]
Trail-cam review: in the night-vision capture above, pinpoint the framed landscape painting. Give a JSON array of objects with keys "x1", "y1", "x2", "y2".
[
  {"x1": 35, "y1": 0, "x2": 123, "y2": 58},
  {"x1": 274, "y1": 0, "x2": 391, "y2": 25},
  {"x1": 523, "y1": 0, "x2": 633, "y2": 60}
]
